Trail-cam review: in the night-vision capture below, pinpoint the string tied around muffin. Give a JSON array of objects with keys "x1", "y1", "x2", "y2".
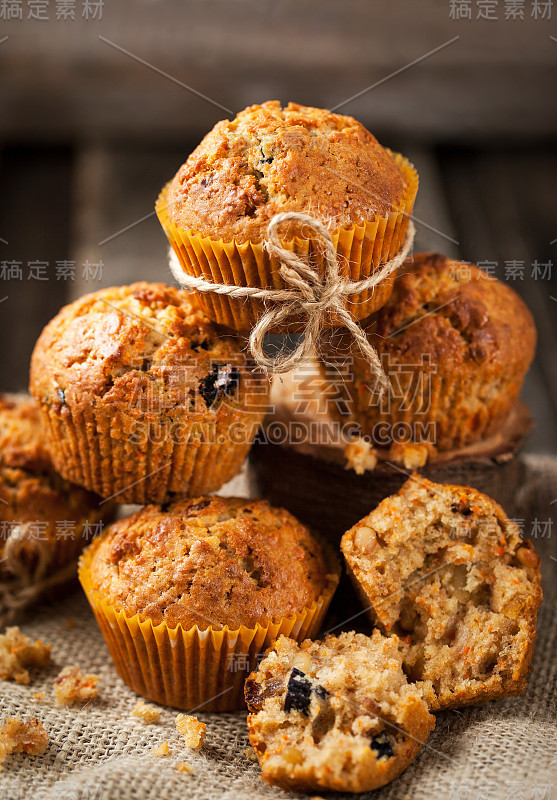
[{"x1": 169, "y1": 212, "x2": 415, "y2": 396}]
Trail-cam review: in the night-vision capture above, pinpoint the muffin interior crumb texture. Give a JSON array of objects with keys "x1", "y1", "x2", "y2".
[
  {"x1": 166, "y1": 101, "x2": 409, "y2": 241},
  {"x1": 342, "y1": 474, "x2": 542, "y2": 710},
  {"x1": 88, "y1": 496, "x2": 330, "y2": 630},
  {"x1": 0, "y1": 627, "x2": 51, "y2": 684},
  {"x1": 0, "y1": 717, "x2": 48, "y2": 769},
  {"x1": 53, "y1": 665, "x2": 100, "y2": 706},
  {"x1": 245, "y1": 630, "x2": 434, "y2": 793}
]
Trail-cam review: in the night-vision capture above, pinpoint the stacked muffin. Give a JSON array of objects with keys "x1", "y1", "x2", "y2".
[{"x1": 5, "y1": 102, "x2": 541, "y2": 795}]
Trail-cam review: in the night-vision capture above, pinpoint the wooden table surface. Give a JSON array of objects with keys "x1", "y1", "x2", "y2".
[{"x1": 1, "y1": 141, "x2": 556, "y2": 453}]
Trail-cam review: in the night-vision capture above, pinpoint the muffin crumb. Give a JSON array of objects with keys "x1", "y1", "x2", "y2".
[
  {"x1": 53, "y1": 665, "x2": 100, "y2": 706},
  {"x1": 32, "y1": 691, "x2": 46, "y2": 703},
  {"x1": 175, "y1": 714, "x2": 206, "y2": 750},
  {"x1": 151, "y1": 741, "x2": 170, "y2": 758},
  {"x1": 344, "y1": 438, "x2": 377, "y2": 474},
  {"x1": 0, "y1": 717, "x2": 48, "y2": 769},
  {"x1": 175, "y1": 761, "x2": 193, "y2": 774},
  {"x1": 0, "y1": 627, "x2": 51, "y2": 684},
  {"x1": 388, "y1": 441, "x2": 432, "y2": 470},
  {"x1": 132, "y1": 701, "x2": 161, "y2": 724}
]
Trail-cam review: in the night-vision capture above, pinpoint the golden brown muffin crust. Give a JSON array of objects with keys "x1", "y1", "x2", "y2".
[
  {"x1": 164, "y1": 101, "x2": 409, "y2": 241},
  {"x1": 29, "y1": 282, "x2": 260, "y2": 417},
  {"x1": 322, "y1": 252, "x2": 536, "y2": 451},
  {"x1": 87, "y1": 496, "x2": 330, "y2": 630},
  {"x1": 367, "y1": 252, "x2": 536, "y2": 370}
]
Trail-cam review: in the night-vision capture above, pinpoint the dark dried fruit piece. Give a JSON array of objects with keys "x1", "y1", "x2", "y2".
[
  {"x1": 198, "y1": 364, "x2": 240, "y2": 407},
  {"x1": 370, "y1": 732, "x2": 394, "y2": 760},
  {"x1": 284, "y1": 668, "x2": 329, "y2": 716},
  {"x1": 185, "y1": 499, "x2": 211, "y2": 515},
  {"x1": 245, "y1": 677, "x2": 284, "y2": 712},
  {"x1": 284, "y1": 668, "x2": 313, "y2": 715}
]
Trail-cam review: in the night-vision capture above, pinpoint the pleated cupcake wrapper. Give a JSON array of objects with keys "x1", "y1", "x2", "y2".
[
  {"x1": 39, "y1": 402, "x2": 260, "y2": 505},
  {"x1": 79, "y1": 548, "x2": 340, "y2": 712},
  {"x1": 346, "y1": 365, "x2": 523, "y2": 452},
  {"x1": 156, "y1": 152, "x2": 418, "y2": 332}
]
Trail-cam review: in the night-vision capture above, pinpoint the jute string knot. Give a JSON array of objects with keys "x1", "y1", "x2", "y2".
[
  {"x1": 0, "y1": 525, "x2": 77, "y2": 626},
  {"x1": 169, "y1": 212, "x2": 415, "y2": 396}
]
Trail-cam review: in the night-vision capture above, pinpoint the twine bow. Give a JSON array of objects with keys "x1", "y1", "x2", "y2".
[{"x1": 168, "y1": 213, "x2": 415, "y2": 396}]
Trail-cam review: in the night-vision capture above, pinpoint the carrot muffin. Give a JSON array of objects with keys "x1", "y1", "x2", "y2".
[
  {"x1": 245, "y1": 630, "x2": 435, "y2": 793},
  {"x1": 157, "y1": 101, "x2": 418, "y2": 330},
  {"x1": 29, "y1": 283, "x2": 268, "y2": 504},
  {"x1": 0, "y1": 395, "x2": 109, "y2": 625},
  {"x1": 321, "y1": 252, "x2": 536, "y2": 455},
  {"x1": 341, "y1": 474, "x2": 543, "y2": 710},
  {"x1": 79, "y1": 496, "x2": 339, "y2": 710}
]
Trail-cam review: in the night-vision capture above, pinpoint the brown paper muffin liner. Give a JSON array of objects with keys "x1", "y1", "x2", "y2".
[
  {"x1": 78, "y1": 545, "x2": 340, "y2": 711},
  {"x1": 38, "y1": 401, "x2": 263, "y2": 505},
  {"x1": 156, "y1": 152, "x2": 418, "y2": 332}
]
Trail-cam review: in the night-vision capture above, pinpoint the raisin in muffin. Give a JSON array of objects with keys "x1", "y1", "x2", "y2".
[
  {"x1": 30, "y1": 283, "x2": 268, "y2": 504},
  {"x1": 0, "y1": 395, "x2": 109, "y2": 625},
  {"x1": 321, "y1": 252, "x2": 536, "y2": 455},
  {"x1": 245, "y1": 630, "x2": 434, "y2": 793},
  {"x1": 157, "y1": 101, "x2": 418, "y2": 330},
  {"x1": 342, "y1": 474, "x2": 542, "y2": 710},
  {"x1": 79, "y1": 496, "x2": 339, "y2": 710}
]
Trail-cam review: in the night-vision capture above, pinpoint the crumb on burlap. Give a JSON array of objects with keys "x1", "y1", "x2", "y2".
[
  {"x1": 244, "y1": 747, "x2": 257, "y2": 761},
  {"x1": 388, "y1": 441, "x2": 433, "y2": 470},
  {"x1": 0, "y1": 627, "x2": 51, "y2": 685},
  {"x1": 132, "y1": 701, "x2": 161, "y2": 724},
  {"x1": 32, "y1": 691, "x2": 45, "y2": 702},
  {"x1": 151, "y1": 741, "x2": 170, "y2": 758},
  {"x1": 175, "y1": 714, "x2": 206, "y2": 750},
  {"x1": 175, "y1": 762, "x2": 193, "y2": 774},
  {"x1": 344, "y1": 438, "x2": 377, "y2": 475},
  {"x1": 0, "y1": 717, "x2": 48, "y2": 769},
  {"x1": 53, "y1": 665, "x2": 99, "y2": 706}
]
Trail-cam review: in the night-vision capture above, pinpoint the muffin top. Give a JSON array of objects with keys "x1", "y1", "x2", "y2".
[
  {"x1": 86, "y1": 496, "x2": 333, "y2": 630},
  {"x1": 30, "y1": 282, "x2": 261, "y2": 417},
  {"x1": 163, "y1": 101, "x2": 410, "y2": 241},
  {"x1": 0, "y1": 395, "x2": 104, "y2": 546},
  {"x1": 363, "y1": 252, "x2": 536, "y2": 371}
]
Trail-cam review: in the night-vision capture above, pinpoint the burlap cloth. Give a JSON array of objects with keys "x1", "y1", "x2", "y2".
[{"x1": 1, "y1": 454, "x2": 556, "y2": 800}]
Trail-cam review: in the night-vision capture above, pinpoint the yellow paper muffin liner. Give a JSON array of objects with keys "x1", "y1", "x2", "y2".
[
  {"x1": 156, "y1": 152, "x2": 418, "y2": 332},
  {"x1": 78, "y1": 543, "x2": 340, "y2": 711},
  {"x1": 38, "y1": 401, "x2": 263, "y2": 505}
]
